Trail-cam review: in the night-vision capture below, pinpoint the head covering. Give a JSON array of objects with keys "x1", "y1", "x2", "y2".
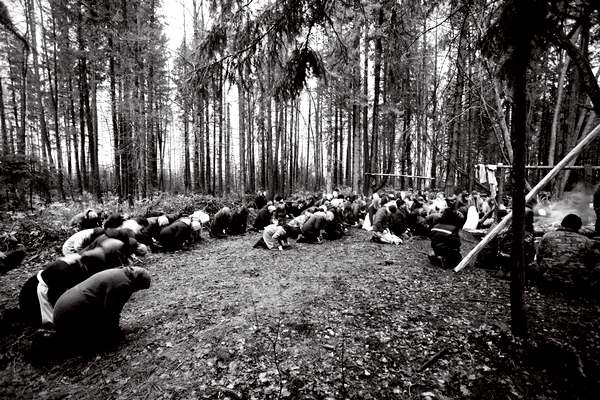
[
  {"x1": 135, "y1": 243, "x2": 148, "y2": 256},
  {"x1": 157, "y1": 215, "x2": 169, "y2": 227},
  {"x1": 122, "y1": 219, "x2": 143, "y2": 234},
  {"x1": 192, "y1": 210, "x2": 210, "y2": 224},
  {"x1": 561, "y1": 214, "x2": 582, "y2": 231},
  {"x1": 86, "y1": 210, "x2": 98, "y2": 220},
  {"x1": 127, "y1": 267, "x2": 151, "y2": 290}
]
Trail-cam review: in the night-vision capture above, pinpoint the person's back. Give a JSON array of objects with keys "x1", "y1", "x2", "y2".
[
  {"x1": 62, "y1": 228, "x2": 104, "y2": 256},
  {"x1": 53, "y1": 267, "x2": 151, "y2": 350},
  {"x1": 211, "y1": 207, "x2": 232, "y2": 238},
  {"x1": 228, "y1": 207, "x2": 249, "y2": 235},
  {"x1": 323, "y1": 210, "x2": 345, "y2": 240},
  {"x1": 158, "y1": 220, "x2": 192, "y2": 250},
  {"x1": 299, "y1": 212, "x2": 328, "y2": 243},
  {"x1": 372, "y1": 207, "x2": 390, "y2": 233},
  {"x1": 536, "y1": 214, "x2": 600, "y2": 293},
  {"x1": 262, "y1": 224, "x2": 287, "y2": 249},
  {"x1": 255, "y1": 193, "x2": 267, "y2": 210},
  {"x1": 537, "y1": 229, "x2": 598, "y2": 289},
  {"x1": 390, "y1": 207, "x2": 408, "y2": 236},
  {"x1": 429, "y1": 208, "x2": 462, "y2": 268},
  {"x1": 302, "y1": 213, "x2": 326, "y2": 235},
  {"x1": 253, "y1": 206, "x2": 273, "y2": 230}
]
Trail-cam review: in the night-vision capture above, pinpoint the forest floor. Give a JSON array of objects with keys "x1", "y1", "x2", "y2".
[{"x1": 1, "y1": 226, "x2": 599, "y2": 399}]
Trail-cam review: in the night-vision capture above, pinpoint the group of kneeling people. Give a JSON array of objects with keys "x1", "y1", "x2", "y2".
[{"x1": 18, "y1": 208, "x2": 211, "y2": 353}]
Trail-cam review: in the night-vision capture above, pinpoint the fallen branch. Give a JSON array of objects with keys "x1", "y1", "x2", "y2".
[
  {"x1": 454, "y1": 121, "x2": 600, "y2": 272},
  {"x1": 418, "y1": 347, "x2": 449, "y2": 372}
]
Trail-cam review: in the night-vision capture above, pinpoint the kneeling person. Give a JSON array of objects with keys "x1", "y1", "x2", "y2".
[
  {"x1": 429, "y1": 208, "x2": 462, "y2": 269},
  {"x1": 254, "y1": 223, "x2": 299, "y2": 250},
  {"x1": 53, "y1": 267, "x2": 151, "y2": 351}
]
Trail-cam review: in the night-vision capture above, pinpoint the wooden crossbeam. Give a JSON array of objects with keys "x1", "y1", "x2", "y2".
[
  {"x1": 496, "y1": 164, "x2": 600, "y2": 170},
  {"x1": 364, "y1": 173, "x2": 434, "y2": 180}
]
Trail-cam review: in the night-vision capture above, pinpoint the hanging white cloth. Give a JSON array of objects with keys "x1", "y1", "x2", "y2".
[
  {"x1": 477, "y1": 164, "x2": 487, "y2": 184},
  {"x1": 486, "y1": 164, "x2": 498, "y2": 198},
  {"x1": 463, "y1": 206, "x2": 479, "y2": 230}
]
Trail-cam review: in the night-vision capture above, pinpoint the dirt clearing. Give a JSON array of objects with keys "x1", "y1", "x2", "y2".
[{"x1": 1, "y1": 228, "x2": 598, "y2": 399}]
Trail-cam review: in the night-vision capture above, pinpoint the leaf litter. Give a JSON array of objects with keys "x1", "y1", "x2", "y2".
[{"x1": 0, "y1": 227, "x2": 599, "y2": 399}]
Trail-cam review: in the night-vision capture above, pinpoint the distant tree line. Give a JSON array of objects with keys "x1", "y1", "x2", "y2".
[{"x1": 0, "y1": 0, "x2": 599, "y2": 207}]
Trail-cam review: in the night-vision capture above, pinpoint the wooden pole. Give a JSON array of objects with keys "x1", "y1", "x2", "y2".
[
  {"x1": 364, "y1": 173, "x2": 434, "y2": 179},
  {"x1": 454, "y1": 122, "x2": 600, "y2": 273},
  {"x1": 497, "y1": 163, "x2": 504, "y2": 205}
]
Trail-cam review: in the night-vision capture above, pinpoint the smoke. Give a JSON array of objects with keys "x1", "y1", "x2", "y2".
[{"x1": 533, "y1": 182, "x2": 597, "y2": 227}]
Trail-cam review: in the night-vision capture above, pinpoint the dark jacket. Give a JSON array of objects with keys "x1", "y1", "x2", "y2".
[
  {"x1": 18, "y1": 252, "x2": 114, "y2": 327},
  {"x1": 390, "y1": 209, "x2": 408, "y2": 236},
  {"x1": 301, "y1": 213, "x2": 326, "y2": 239},
  {"x1": 211, "y1": 208, "x2": 232, "y2": 238},
  {"x1": 430, "y1": 223, "x2": 462, "y2": 268},
  {"x1": 53, "y1": 267, "x2": 150, "y2": 345},
  {"x1": 228, "y1": 207, "x2": 249, "y2": 235},
  {"x1": 158, "y1": 221, "x2": 192, "y2": 251},
  {"x1": 253, "y1": 206, "x2": 272, "y2": 230},
  {"x1": 372, "y1": 208, "x2": 390, "y2": 233},
  {"x1": 255, "y1": 194, "x2": 267, "y2": 210}
]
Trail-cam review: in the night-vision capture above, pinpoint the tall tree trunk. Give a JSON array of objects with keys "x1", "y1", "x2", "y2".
[
  {"x1": 0, "y1": 78, "x2": 8, "y2": 155},
  {"x1": 368, "y1": 6, "x2": 384, "y2": 193},
  {"x1": 198, "y1": 94, "x2": 206, "y2": 191},
  {"x1": 27, "y1": 0, "x2": 53, "y2": 168},
  {"x1": 247, "y1": 90, "x2": 255, "y2": 192},
  {"x1": 225, "y1": 102, "x2": 231, "y2": 193},
  {"x1": 46, "y1": 3, "x2": 65, "y2": 199},
  {"x1": 205, "y1": 97, "x2": 211, "y2": 193},
  {"x1": 76, "y1": 2, "x2": 88, "y2": 191},
  {"x1": 184, "y1": 108, "x2": 191, "y2": 192},
  {"x1": 306, "y1": 93, "x2": 311, "y2": 189},
  {"x1": 509, "y1": 0, "x2": 533, "y2": 339},
  {"x1": 549, "y1": 51, "x2": 570, "y2": 166},
  {"x1": 17, "y1": 45, "x2": 28, "y2": 156},
  {"x1": 68, "y1": 78, "x2": 82, "y2": 193},
  {"x1": 346, "y1": 110, "x2": 352, "y2": 186},
  {"x1": 326, "y1": 92, "x2": 333, "y2": 193},
  {"x1": 445, "y1": 12, "x2": 467, "y2": 193},
  {"x1": 218, "y1": 72, "x2": 224, "y2": 194},
  {"x1": 238, "y1": 80, "x2": 246, "y2": 194},
  {"x1": 362, "y1": 28, "x2": 369, "y2": 194},
  {"x1": 87, "y1": 66, "x2": 101, "y2": 199}
]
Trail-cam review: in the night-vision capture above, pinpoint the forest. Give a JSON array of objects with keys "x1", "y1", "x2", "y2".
[
  {"x1": 1, "y1": 1, "x2": 600, "y2": 399},
  {"x1": 0, "y1": 0, "x2": 598, "y2": 206}
]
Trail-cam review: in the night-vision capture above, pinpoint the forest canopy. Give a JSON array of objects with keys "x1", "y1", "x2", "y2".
[{"x1": 0, "y1": 0, "x2": 598, "y2": 207}]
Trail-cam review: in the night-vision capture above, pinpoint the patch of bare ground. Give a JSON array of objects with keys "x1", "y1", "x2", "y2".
[{"x1": 1, "y1": 228, "x2": 599, "y2": 399}]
